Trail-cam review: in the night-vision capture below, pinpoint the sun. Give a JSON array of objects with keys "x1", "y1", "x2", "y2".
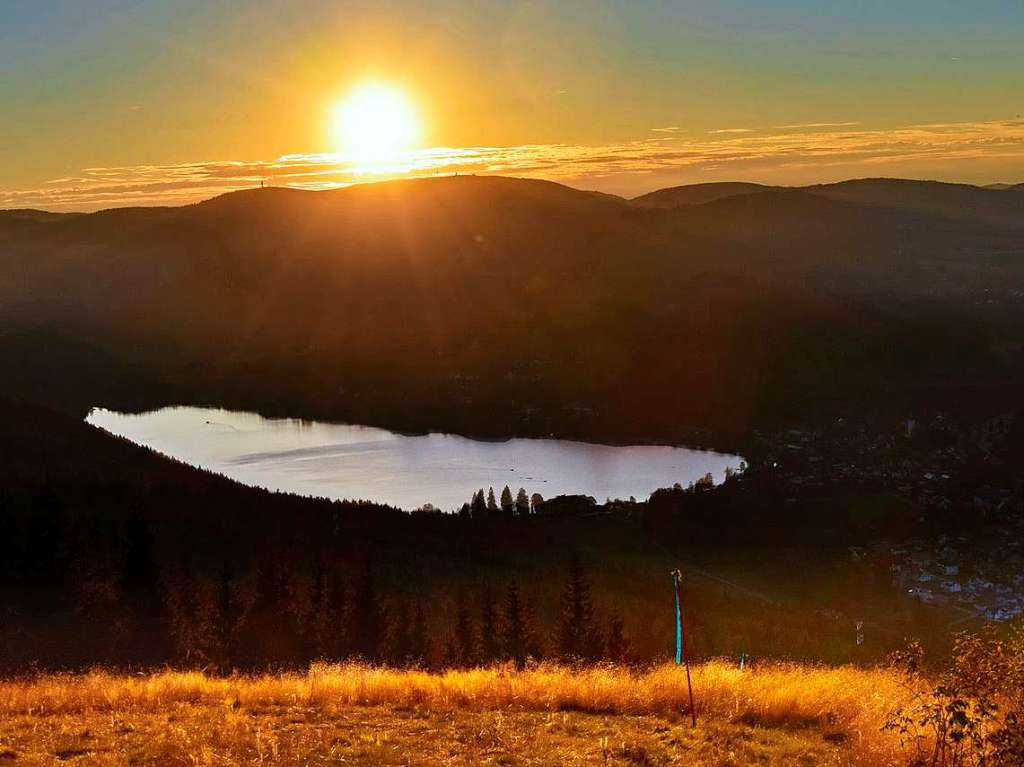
[{"x1": 331, "y1": 83, "x2": 421, "y2": 164}]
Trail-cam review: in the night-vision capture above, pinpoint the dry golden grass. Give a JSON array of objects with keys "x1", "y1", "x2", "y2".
[{"x1": 0, "y1": 662, "x2": 920, "y2": 765}]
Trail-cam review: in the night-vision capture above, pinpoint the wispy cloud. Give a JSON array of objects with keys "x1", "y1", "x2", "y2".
[
  {"x1": 650, "y1": 126, "x2": 680, "y2": 133},
  {"x1": 708, "y1": 128, "x2": 755, "y2": 135},
  {"x1": 773, "y1": 121, "x2": 859, "y2": 130},
  {"x1": 4, "y1": 118, "x2": 1024, "y2": 210}
]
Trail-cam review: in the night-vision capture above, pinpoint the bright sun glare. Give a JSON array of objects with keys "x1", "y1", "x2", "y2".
[{"x1": 332, "y1": 83, "x2": 421, "y2": 164}]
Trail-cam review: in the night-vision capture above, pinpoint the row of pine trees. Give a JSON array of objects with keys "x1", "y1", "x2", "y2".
[
  {"x1": 458, "y1": 486, "x2": 542, "y2": 519},
  {"x1": 149, "y1": 554, "x2": 629, "y2": 672}
]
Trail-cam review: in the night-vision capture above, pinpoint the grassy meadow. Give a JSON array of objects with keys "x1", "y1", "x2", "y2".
[{"x1": 0, "y1": 661, "x2": 922, "y2": 766}]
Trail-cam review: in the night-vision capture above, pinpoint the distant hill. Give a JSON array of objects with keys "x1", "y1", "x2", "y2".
[
  {"x1": 631, "y1": 178, "x2": 1024, "y2": 231},
  {"x1": 804, "y1": 177, "x2": 1024, "y2": 231},
  {"x1": 631, "y1": 182, "x2": 782, "y2": 208},
  {"x1": 0, "y1": 209, "x2": 83, "y2": 223},
  {"x1": 2, "y1": 175, "x2": 1023, "y2": 444}
]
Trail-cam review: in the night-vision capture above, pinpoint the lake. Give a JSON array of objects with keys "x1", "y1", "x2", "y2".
[{"x1": 86, "y1": 406, "x2": 743, "y2": 510}]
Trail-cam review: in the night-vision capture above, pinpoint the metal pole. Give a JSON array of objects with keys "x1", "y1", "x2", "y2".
[{"x1": 671, "y1": 569, "x2": 697, "y2": 727}]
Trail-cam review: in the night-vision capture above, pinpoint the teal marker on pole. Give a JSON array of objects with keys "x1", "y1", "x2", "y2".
[
  {"x1": 671, "y1": 568, "x2": 697, "y2": 727},
  {"x1": 674, "y1": 572, "x2": 683, "y2": 665}
]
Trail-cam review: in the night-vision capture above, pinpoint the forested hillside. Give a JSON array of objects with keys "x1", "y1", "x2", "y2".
[
  {"x1": 3, "y1": 175, "x2": 1022, "y2": 671},
  {"x1": 1, "y1": 398, "x2": 955, "y2": 671},
  {"x1": 2, "y1": 175, "x2": 1023, "y2": 447}
]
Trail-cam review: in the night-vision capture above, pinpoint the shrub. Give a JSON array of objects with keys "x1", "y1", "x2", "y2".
[{"x1": 885, "y1": 625, "x2": 1024, "y2": 766}]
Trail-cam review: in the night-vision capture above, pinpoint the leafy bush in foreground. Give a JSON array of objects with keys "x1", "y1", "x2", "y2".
[{"x1": 885, "y1": 626, "x2": 1024, "y2": 766}]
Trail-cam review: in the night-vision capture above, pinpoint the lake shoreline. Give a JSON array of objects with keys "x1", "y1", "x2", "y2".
[
  {"x1": 84, "y1": 396, "x2": 752, "y2": 457},
  {"x1": 86, "y1": 405, "x2": 744, "y2": 511}
]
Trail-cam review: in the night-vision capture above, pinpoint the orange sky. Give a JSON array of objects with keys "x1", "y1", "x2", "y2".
[{"x1": 3, "y1": 1, "x2": 1023, "y2": 210}]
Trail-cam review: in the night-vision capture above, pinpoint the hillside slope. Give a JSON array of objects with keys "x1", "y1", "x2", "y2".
[
  {"x1": 2, "y1": 175, "x2": 1023, "y2": 443},
  {"x1": 2, "y1": 396, "x2": 949, "y2": 670},
  {"x1": 631, "y1": 181, "x2": 782, "y2": 207},
  {"x1": 806, "y1": 177, "x2": 1024, "y2": 231}
]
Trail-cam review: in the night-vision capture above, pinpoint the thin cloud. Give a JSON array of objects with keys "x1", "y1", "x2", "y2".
[
  {"x1": 650, "y1": 126, "x2": 680, "y2": 133},
  {"x1": 774, "y1": 121, "x2": 859, "y2": 129},
  {"x1": 708, "y1": 128, "x2": 755, "y2": 134},
  {"x1": 5, "y1": 118, "x2": 1024, "y2": 211}
]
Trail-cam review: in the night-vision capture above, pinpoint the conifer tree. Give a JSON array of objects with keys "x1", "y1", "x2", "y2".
[
  {"x1": 307, "y1": 559, "x2": 329, "y2": 657},
  {"x1": 386, "y1": 597, "x2": 413, "y2": 666},
  {"x1": 556, "y1": 554, "x2": 601, "y2": 662},
  {"x1": 215, "y1": 561, "x2": 235, "y2": 668},
  {"x1": 69, "y1": 536, "x2": 128, "y2": 664},
  {"x1": 304, "y1": 558, "x2": 346, "y2": 661},
  {"x1": 515, "y1": 487, "x2": 530, "y2": 516},
  {"x1": 408, "y1": 602, "x2": 429, "y2": 667},
  {"x1": 486, "y1": 487, "x2": 498, "y2": 515},
  {"x1": 347, "y1": 560, "x2": 385, "y2": 661},
  {"x1": 210, "y1": 559, "x2": 258, "y2": 673},
  {"x1": 470, "y1": 489, "x2": 487, "y2": 520},
  {"x1": 478, "y1": 587, "x2": 500, "y2": 663},
  {"x1": 499, "y1": 485, "x2": 514, "y2": 516},
  {"x1": 446, "y1": 593, "x2": 478, "y2": 667},
  {"x1": 160, "y1": 557, "x2": 259, "y2": 673},
  {"x1": 283, "y1": 563, "x2": 314, "y2": 661},
  {"x1": 502, "y1": 581, "x2": 540, "y2": 668},
  {"x1": 442, "y1": 630, "x2": 458, "y2": 668},
  {"x1": 605, "y1": 614, "x2": 631, "y2": 663}
]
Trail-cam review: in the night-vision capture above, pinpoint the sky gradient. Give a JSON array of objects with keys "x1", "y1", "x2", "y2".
[{"x1": 3, "y1": 0, "x2": 1023, "y2": 210}]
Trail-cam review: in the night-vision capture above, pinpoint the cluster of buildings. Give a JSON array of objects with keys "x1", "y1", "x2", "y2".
[
  {"x1": 760, "y1": 414, "x2": 1015, "y2": 499},
  {"x1": 889, "y1": 535, "x2": 1024, "y2": 622},
  {"x1": 759, "y1": 412, "x2": 1024, "y2": 623}
]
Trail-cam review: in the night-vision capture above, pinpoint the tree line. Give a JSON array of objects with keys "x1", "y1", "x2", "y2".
[
  {"x1": 3, "y1": 500, "x2": 630, "y2": 672},
  {"x1": 456, "y1": 486, "x2": 541, "y2": 520}
]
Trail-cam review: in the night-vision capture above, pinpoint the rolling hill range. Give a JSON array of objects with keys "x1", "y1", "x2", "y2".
[
  {"x1": 630, "y1": 181, "x2": 783, "y2": 207},
  {"x1": 634, "y1": 177, "x2": 1024, "y2": 229},
  {"x1": 2, "y1": 175, "x2": 1023, "y2": 444}
]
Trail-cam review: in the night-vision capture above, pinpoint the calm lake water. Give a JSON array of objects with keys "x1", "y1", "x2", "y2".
[{"x1": 86, "y1": 406, "x2": 743, "y2": 510}]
